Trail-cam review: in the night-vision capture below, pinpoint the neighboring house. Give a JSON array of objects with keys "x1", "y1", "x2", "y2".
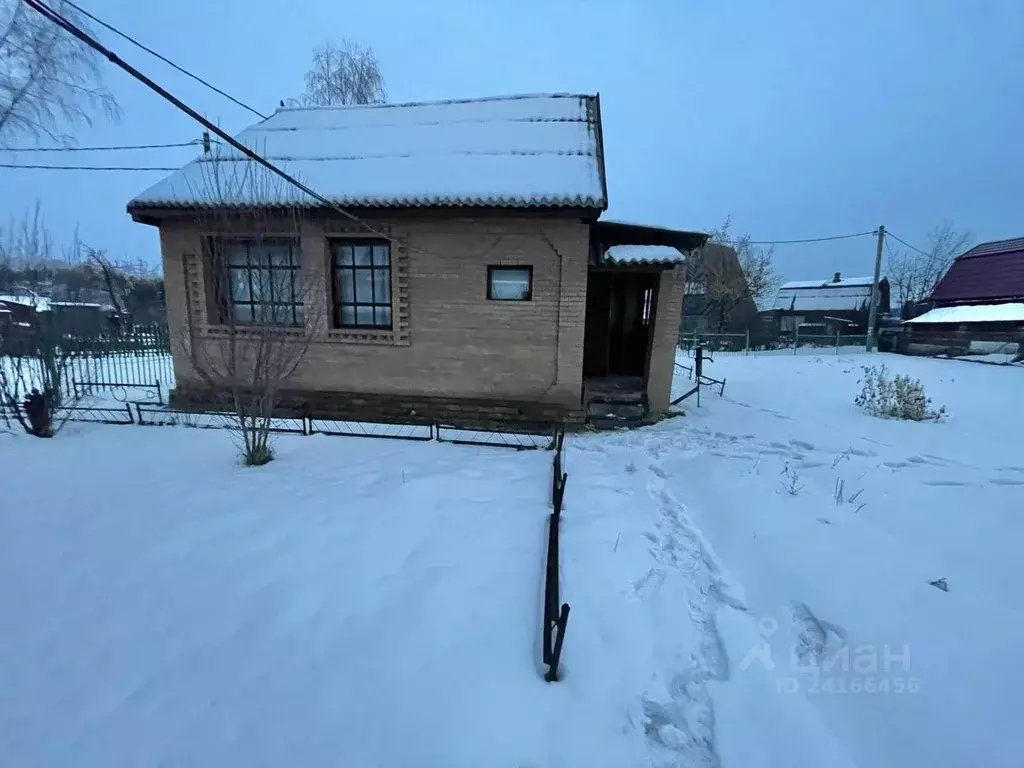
[
  {"x1": 127, "y1": 93, "x2": 708, "y2": 427},
  {"x1": 678, "y1": 242, "x2": 759, "y2": 335},
  {"x1": 48, "y1": 302, "x2": 109, "y2": 336},
  {"x1": 0, "y1": 294, "x2": 51, "y2": 326},
  {"x1": 762, "y1": 273, "x2": 889, "y2": 336},
  {"x1": 0, "y1": 295, "x2": 46, "y2": 355},
  {"x1": 0, "y1": 295, "x2": 114, "y2": 336},
  {"x1": 906, "y1": 237, "x2": 1024, "y2": 356}
]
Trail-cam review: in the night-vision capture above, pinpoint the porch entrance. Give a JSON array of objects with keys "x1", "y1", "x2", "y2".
[{"x1": 582, "y1": 269, "x2": 660, "y2": 425}]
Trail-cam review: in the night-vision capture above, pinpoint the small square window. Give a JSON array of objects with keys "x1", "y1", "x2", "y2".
[{"x1": 488, "y1": 266, "x2": 533, "y2": 301}]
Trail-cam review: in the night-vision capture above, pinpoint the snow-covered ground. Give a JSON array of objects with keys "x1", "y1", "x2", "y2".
[
  {"x1": 568, "y1": 351, "x2": 1023, "y2": 767},
  {"x1": 1, "y1": 351, "x2": 1021, "y2": 767}
]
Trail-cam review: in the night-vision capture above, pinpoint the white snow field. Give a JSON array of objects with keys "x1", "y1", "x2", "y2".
[{"x1": 1, "y1": 351, "x2": 1022, "y2": 767}]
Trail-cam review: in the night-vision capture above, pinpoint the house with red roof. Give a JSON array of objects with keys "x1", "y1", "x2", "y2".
[{"x1": 905, "y1": 238, "x2": 1024, "y2": 358}]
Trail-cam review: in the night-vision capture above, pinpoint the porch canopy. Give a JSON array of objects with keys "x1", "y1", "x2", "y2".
[{"x1": 590, "y1": 219, "x2": 709, "y2": 267}]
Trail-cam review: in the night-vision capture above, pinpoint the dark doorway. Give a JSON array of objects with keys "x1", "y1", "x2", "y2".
[{"x1": 583, "y1": 270, "x2": 660, "y2": 379}]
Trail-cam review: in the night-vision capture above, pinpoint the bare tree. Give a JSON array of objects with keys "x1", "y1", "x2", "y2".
[
  {"x1": 297, "y1": 40, "x2": 386, "y2": 107},
  {"x1": 177, "y1": 163, "x2": 324, "y2": 465},
  {"x1": 887, "y1": 220, "x2": 973, "y2": 310},
  {"x1": 0, "y1": 0, "x2": 119, "y2": 146},
  {"x1": 0, "y1": 211, "x2": 82, "y2": 437},
  {"x1": 695, "y1": 217, "x2": 779, "y2": 331}
]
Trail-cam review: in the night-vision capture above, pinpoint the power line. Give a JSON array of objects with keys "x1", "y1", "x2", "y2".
[
  {"x1": 884, "y1": 232, "x2": 896, "y2": 260},
  {"x1": 746, "y1": 230, "x2": 878, "y2": 245},
  {"x1": 0, "y1": 163, "x2": 178, "y2": 171},
  {"x1": 1, "y1": 141, "x2": 199, "y2": 152},
  {"x1": 61, "y1": 0, "x2": 268, "y2": 121},
  {"x1": 885, "y1": 230, "x2": 930, "y2": 257},
  {"x1": 24, "y1": 0, "x2": 391, "y2": 242}
]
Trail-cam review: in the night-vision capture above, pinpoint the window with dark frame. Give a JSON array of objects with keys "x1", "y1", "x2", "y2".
[
  {"x1": 332, "y1": 241, "x2": 392, "y2": 329},
  {"x1": 487, "y1": 266, "x2": 533, "y2": 301},
  {"x1": 219, "y1": 239, "x2": 303, "y2": 327}
]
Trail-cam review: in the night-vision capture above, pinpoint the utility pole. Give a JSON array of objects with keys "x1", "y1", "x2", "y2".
[{"x1": 865, "y1": 225, "x2": 885, "y2": 352}]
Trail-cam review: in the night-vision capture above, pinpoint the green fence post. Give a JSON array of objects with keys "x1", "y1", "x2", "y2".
[
  {"x1": 745, "y1": 328, "x2": 750, "y2": 355},
  {"x1": 794, "y1": 326, "x2": 799, "y2": 354}
]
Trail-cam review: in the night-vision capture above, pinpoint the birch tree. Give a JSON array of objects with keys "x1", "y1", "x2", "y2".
[
  {"x1": 0, "y1": 0, "x2": 118, "y2": 145},
  {"x1": 298, "y1": 40, "x2": 386, "y2": 106}
]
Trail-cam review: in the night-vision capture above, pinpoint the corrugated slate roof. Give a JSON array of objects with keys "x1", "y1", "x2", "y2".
[
  {"x1": 604, "y1": 245, "x2": 685, "y2": 265},
  {"x1": 128, "y1": 94, "x2": 606, "y2": 211}
]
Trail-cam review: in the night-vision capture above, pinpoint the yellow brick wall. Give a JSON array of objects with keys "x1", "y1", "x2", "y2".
[
  {"x1": 157, "y1": 212, "x2": 590, "y2": 407},
  {"x1": 646, "y1": 266, "x2": 685, "y2": 413}
]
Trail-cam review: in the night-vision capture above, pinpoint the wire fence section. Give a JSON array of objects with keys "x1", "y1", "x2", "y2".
[
  {"x1": 64, "y1": 326, "x2": 173, "y2": 397},
  {"x1": 679, "y1": 331, "x2": 870, "y2": 355}
]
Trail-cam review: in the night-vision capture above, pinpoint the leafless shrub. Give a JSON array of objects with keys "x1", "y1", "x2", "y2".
[
  {"x1": 855, "y1": 364, "x2": 945, "y2": 421},
  {"x1": 1, "y1": 323, "x2": 82, "y2": 436},
  {"x1": 0, "y1": 0, "x2": 119, "y2": 145},
  {"x1": 177, "y1": 162, "x2": 324, "y2": 466},
  {"x1": 296, "y1": 40, "x2": 386, "y2": 107},
  {"x1": 0, "y1": 209, "x2": 83, "y2": 436}
]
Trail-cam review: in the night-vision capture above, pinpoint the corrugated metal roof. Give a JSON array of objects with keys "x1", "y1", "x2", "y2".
[
  {"x1": 128, "y1": 94, "x2": 606, "y2": 211},
  {"x1": 930, "y1": 238, "x2": 1024, "y2": 305},
  {"x1": 959, "y1": 237, "x2": 1024, "y2": 259},
  {"x1": 779, "y1": 276, "x2": 874, "y2": 289},
  {"x1": 603, "y1": 244, "x2": 685, "y2": 265},
  {"x1": 770, "y1": 284, "x2": 873, "y2": 311},
  {"x1": 907, "y1": 303, "x2": 1024, "y2": 324}
]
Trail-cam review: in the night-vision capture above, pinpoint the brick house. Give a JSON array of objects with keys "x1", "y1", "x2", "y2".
[{"x1": 128, "y1": 94, "x2": 707, "y2": 427}]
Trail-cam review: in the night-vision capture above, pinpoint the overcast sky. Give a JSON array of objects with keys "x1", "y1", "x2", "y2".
[{"x1": 1, "y1": 0, "x2": 1021, "y2": 281}]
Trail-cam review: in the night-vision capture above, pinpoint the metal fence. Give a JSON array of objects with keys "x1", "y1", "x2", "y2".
[
  {"x1": 542, "y1": 427, "x2": 570, "y2": 682},
  {"x1": 2, "y1": 325, "x2": 174, "y2": 403},
  {"x1": 679, "y1": 330, "x2": 870, "y2": 354}
]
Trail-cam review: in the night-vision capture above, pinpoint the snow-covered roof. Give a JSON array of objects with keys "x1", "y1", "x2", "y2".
[
  {"x1": 906, "y1": 303, "x2": 1024, "y2": 324},
  {"x1": 129, "y1": 94, "x2": 606, "y2": 211},
  {"x1": 770, "y1": 284, "x2": 874, "y2": 312},
  {"x1": 603, "y1": 245, "x2": 685, "y2": 265},
  {"x1": 0, "y1": 294, "x2": 50, "y2": 311},
  {"x1": 770, "y1": 275, "x2": 878, "y2": 311},
  {"x1": 779, "y1": 276, "x2": 874, "y2": 290}
]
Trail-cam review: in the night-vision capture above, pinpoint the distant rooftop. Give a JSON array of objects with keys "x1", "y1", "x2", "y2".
[
  {"x1": 128, "y1": 93, "x2": 606, "y2": 213},
  {"x1": 779, "y1": 275, "x2": 874, "y2": 290},
  {"x1": 771, "y1": 274, "x2": 879, "y2": 312},
  {"x1": 930, "y1": 237, "x2": 1024, "y2": 306}
]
